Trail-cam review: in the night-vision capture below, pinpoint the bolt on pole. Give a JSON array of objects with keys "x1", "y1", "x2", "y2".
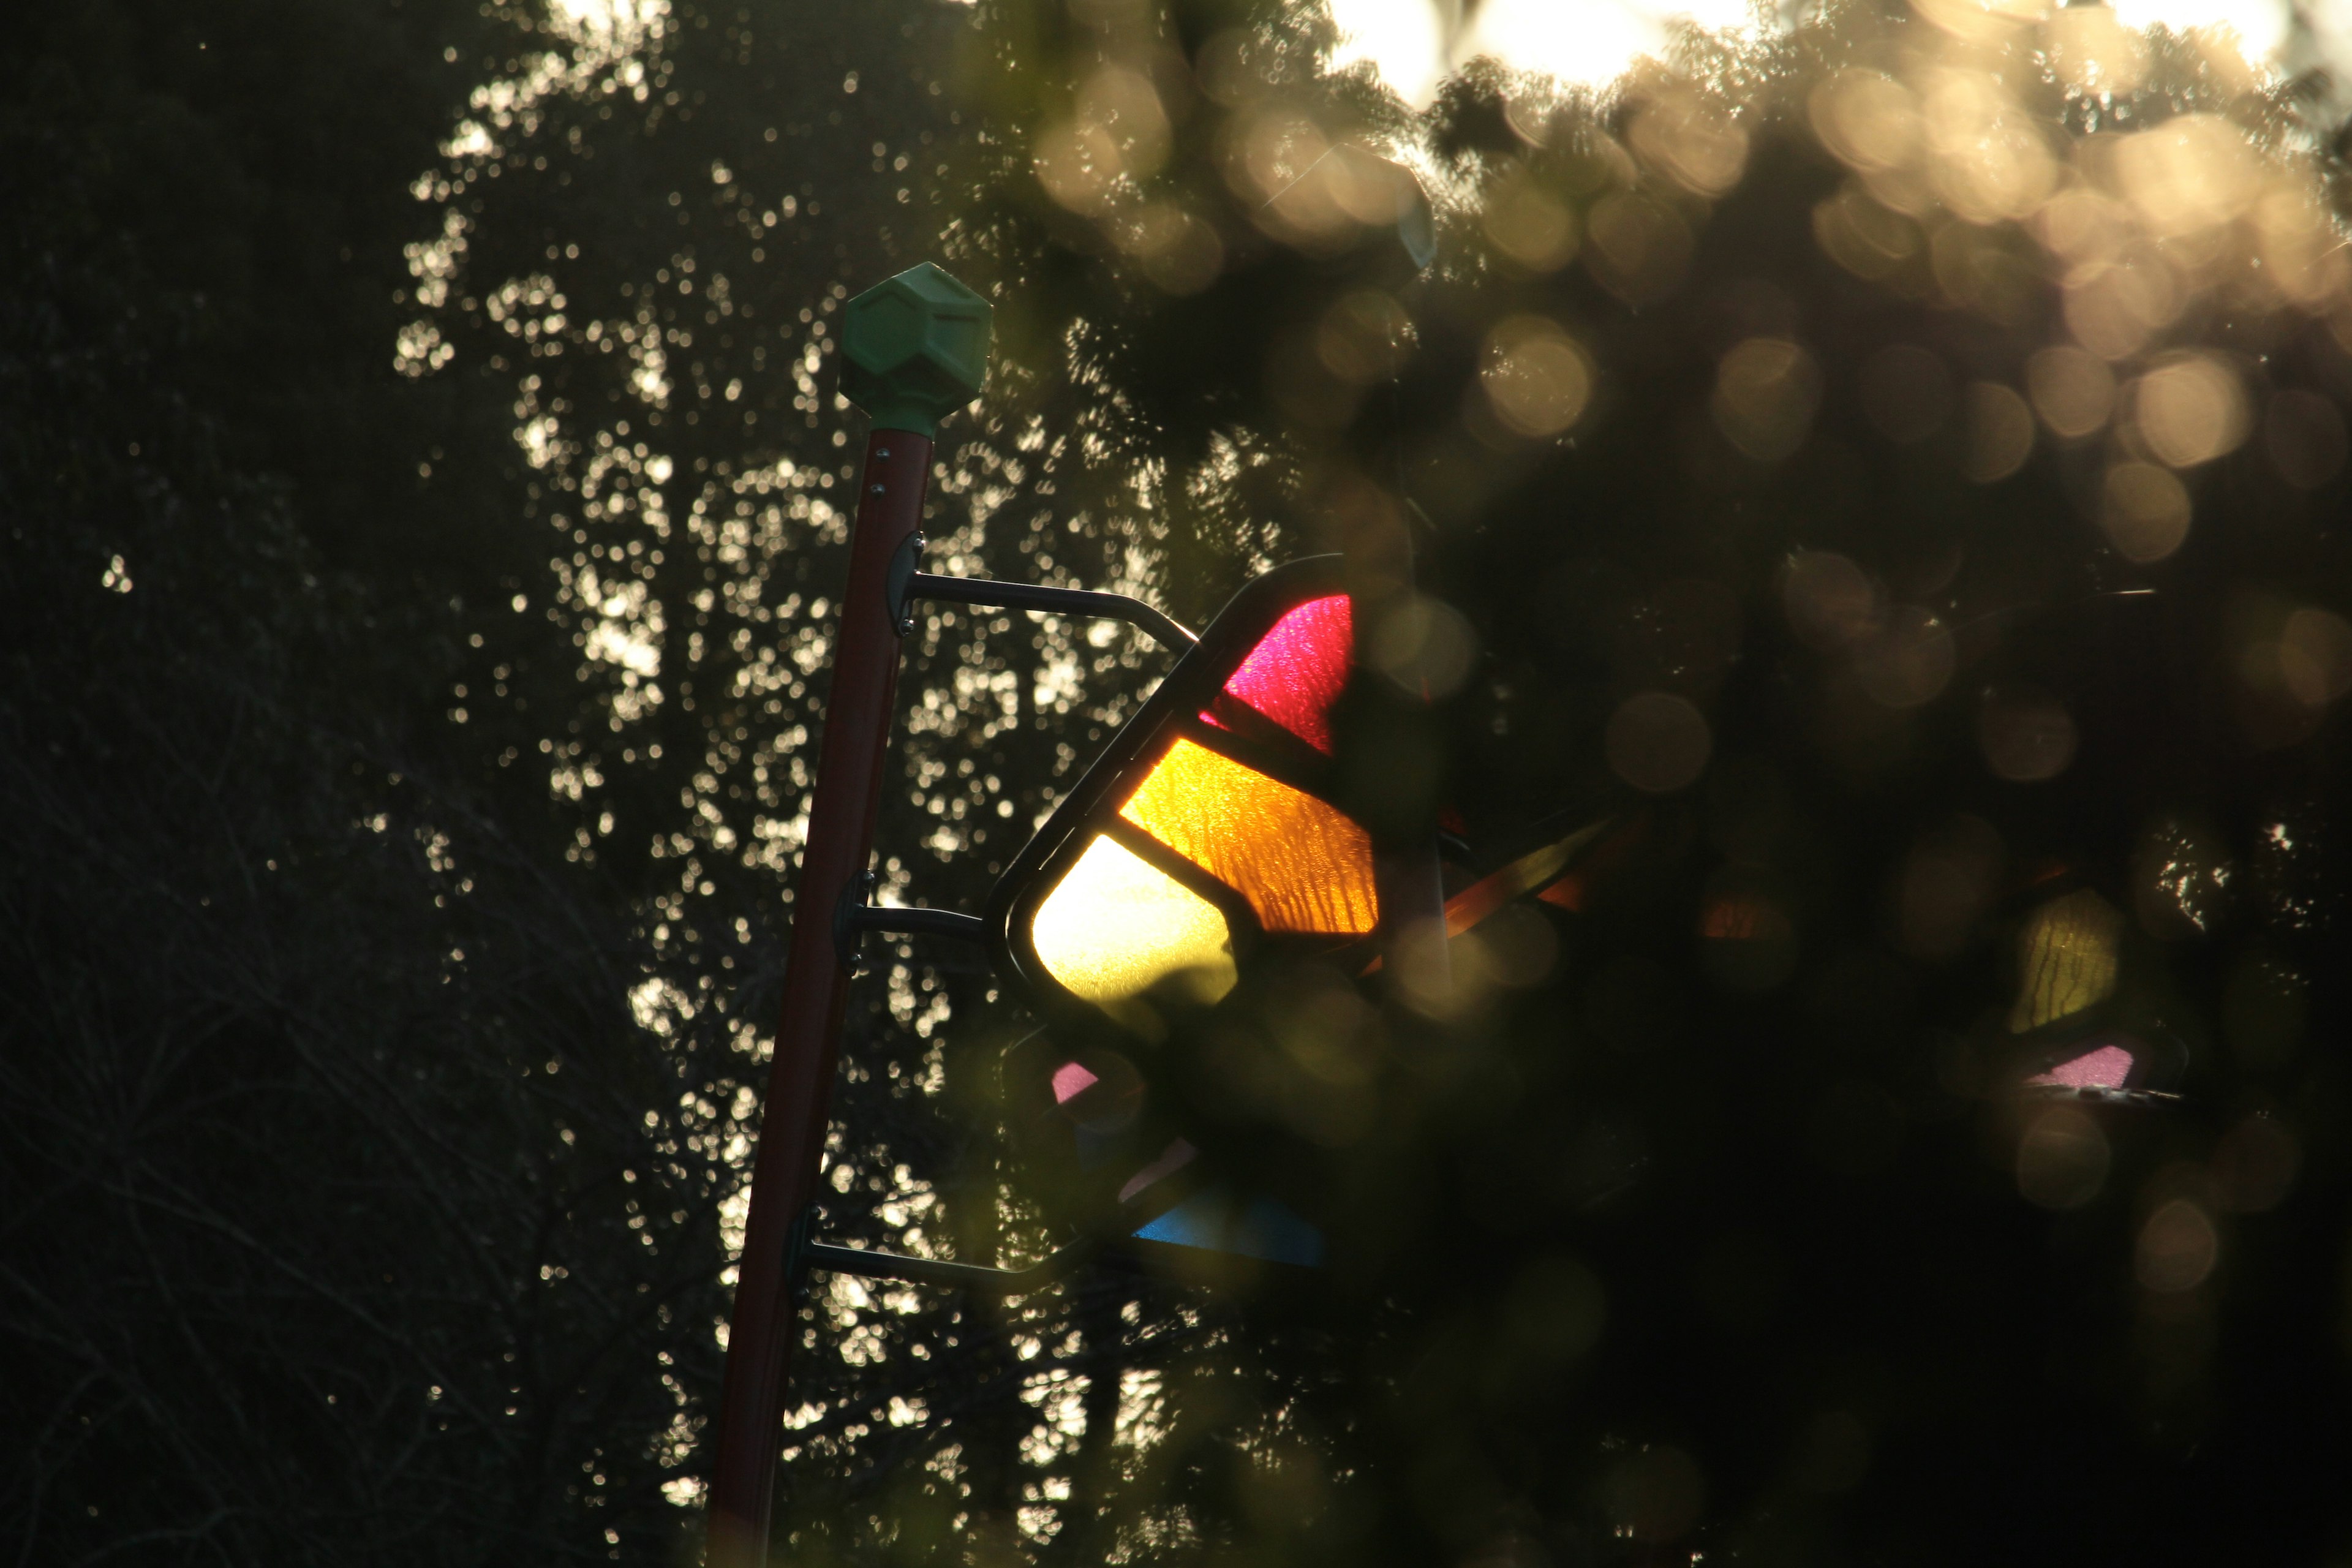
[{"x1": 706, "y1": 263, "x2": 991, "y2": 1568}]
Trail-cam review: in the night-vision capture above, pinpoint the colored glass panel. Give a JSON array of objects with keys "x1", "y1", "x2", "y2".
[
  {"x1": 1536, "y1": 876, "x2": 1587, "y2": 913},
  {"x1": 1116, "y1": 1138, "x2": 1197, "y2": 1204},
  {"x1": 1700, "y1": 895, "x2": 1794, "y2": 944},
  {"x1": 2010, "y1": 888, "x2": 2123, "y2": 1034},
  {"x1": 1050, "y1": 1061, "x2": 1099, "y2": 1103},
  {"x1": 2029, "y1": 1042, "x2": 2135, "y2": 1090},
  {"x1": 1030, "y1": 835, "x2": 1237, "y2": 1006},
  {"x1": 1215, "y1": 594, "x2": 1352, "y2": 754},
  {"x1": 1120, "y1": 738, "x2": 1379, "y2": 935},
  {"x1": 1131, "y1": 1188, "x2": 1326, "y2": 1267}
]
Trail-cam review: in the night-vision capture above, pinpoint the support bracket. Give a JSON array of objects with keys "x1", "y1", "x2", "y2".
[
  {"x1": 833, "y1": 870, "x2": 988, "y2": 976},
  {"x1": 800, "y1": 1236, "x2": 1099, "y2": 1296},
  {"x1": 887, "y1": 532, "x2": 1196, "y2": 650}
]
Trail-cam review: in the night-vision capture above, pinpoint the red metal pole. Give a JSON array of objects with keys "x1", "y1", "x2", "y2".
[
  {"x1": 704, "y1": 262, "x2": 990, "y2": 1568},
  {"x1": 704, "y1": 430, "x2": 931, "y2": 1568}
]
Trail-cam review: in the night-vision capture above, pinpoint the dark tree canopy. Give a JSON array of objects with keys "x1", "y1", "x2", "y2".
[{"x1": 6, "y1": 1, "x2": 2351, "y2": 1566}]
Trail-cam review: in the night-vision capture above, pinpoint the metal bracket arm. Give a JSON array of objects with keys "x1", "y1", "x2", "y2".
[
  {"x1": 832, "y1": 870, "x2": 987, "y2": 975},
  {"x1": 887, "y1": 532, "x2": 1196, "y2": 650},
  {"x1": 801, "y1": 1237, "x2": 1096, "y2": 1295}
]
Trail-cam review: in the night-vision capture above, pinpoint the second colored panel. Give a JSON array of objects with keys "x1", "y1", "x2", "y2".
[{"x1": 1119, "y1": 737, "x2": 1379, "y2": 936}]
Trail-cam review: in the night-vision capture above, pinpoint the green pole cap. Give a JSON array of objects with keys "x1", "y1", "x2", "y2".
[{"x1": 839, "y1": 262, "x2": 993, "y2": 439}]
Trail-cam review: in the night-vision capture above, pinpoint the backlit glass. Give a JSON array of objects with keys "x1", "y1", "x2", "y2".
[
  {"x1": 2010, "y1": 888, "x2": 2123, "y2": 1033},
  {"x1": 1131, "y1": 1187, "x2": 1326, "y2": 1267},
  {"x1": 2029, "y1": 1042, "x2": 2136, "y2": 1090},
  {"x1": 1120, "y1": 737, "x2": 1379, "y2": 935},
  {"x1": 1030, "y1": 835, "x2": 1238, "y2": 1005},
  {"x1": 1212, "y1": 594, "x2": 1352, "y2": 753}
]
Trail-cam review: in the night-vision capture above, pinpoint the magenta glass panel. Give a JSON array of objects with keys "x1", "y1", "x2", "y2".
[
  {"x1": 1219, "y1": 594, "x2": 1352, "y2": 754},
  {"x1": 1117, "y1": 1138, "x2": 1197, "y2": 1204},
  {"x1": 2029, "y1": 1043, "x2": 2133, "y2": 1090},
  {"x1": 1051, "y1": 1060, "x2": 1101, "y2": 1104}
]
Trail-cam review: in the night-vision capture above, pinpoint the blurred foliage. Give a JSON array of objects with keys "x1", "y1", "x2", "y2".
[
  {"x1": 9, "y1": 0, "x2": 2352, "y2": 1564},
  {"x1": 913, "y1": 1, "x2": 2352, "y2": 1564}
]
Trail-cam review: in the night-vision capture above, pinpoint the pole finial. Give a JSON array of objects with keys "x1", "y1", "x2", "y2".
[{"x1": 839, "y1": 262, "x2": 992, "y2": 439}]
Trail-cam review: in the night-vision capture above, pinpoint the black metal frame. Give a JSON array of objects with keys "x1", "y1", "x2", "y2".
[
  {"x1": 981, "y1": 557, "x2": 1354, "y2": 1031},
  {"x1": 888, "y1": 532, "x2": 1197, "y2": 651},
  {"x1": 795, "y1": 557, "x2": 1346, "y2": 1297}
]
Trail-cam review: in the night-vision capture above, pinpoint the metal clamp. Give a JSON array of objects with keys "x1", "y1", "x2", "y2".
[
  {"x1": 886, "y1": 532, "x2": 1197, "y2": 650},
  {"x1": 886, "y1": 532, "x2": 929, "y2": 637},
  {"x1": 832, "y1": 870, "x2": 988, "y2": 976}
]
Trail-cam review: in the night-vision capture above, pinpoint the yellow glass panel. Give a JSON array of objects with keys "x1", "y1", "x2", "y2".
[
  {"x1": 1118, "y1": 737, "x2": 1379, "y2": 935},
  {"x1": 1031, "y1": 835, "x2": 1237, "y2": 1006},
  {"x1": 2009, "y1": 888, "x2": 2124, "y2": 1034}
]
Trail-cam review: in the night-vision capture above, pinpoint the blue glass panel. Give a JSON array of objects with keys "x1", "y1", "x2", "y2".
[
  {"x1": 1132, "y1": 1191, "x2": 1223, "y2": 1250},
  {"x1": 1234, "y1": 1198, "x2": 1325, "y2": 1267},
  {"x1": 1130, "y1": 1188, "x2": 1324, "y2": 1268}
]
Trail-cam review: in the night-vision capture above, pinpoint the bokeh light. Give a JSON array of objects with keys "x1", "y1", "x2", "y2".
[
  {"x1": 1606, "y1": 691, "x2": 1713, "y2": 793},
  {"x1": 1329, "y1": 0, "x2": 2317, "y2": 108},
  {"x1": 2136, "y1": 1197, "x2": 2220, "y2": 1292}
]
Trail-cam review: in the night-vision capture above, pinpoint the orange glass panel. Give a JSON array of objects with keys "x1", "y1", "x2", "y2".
[{"x1": 1118, "y1": 737, "x2": 1379, "y2": 935}]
